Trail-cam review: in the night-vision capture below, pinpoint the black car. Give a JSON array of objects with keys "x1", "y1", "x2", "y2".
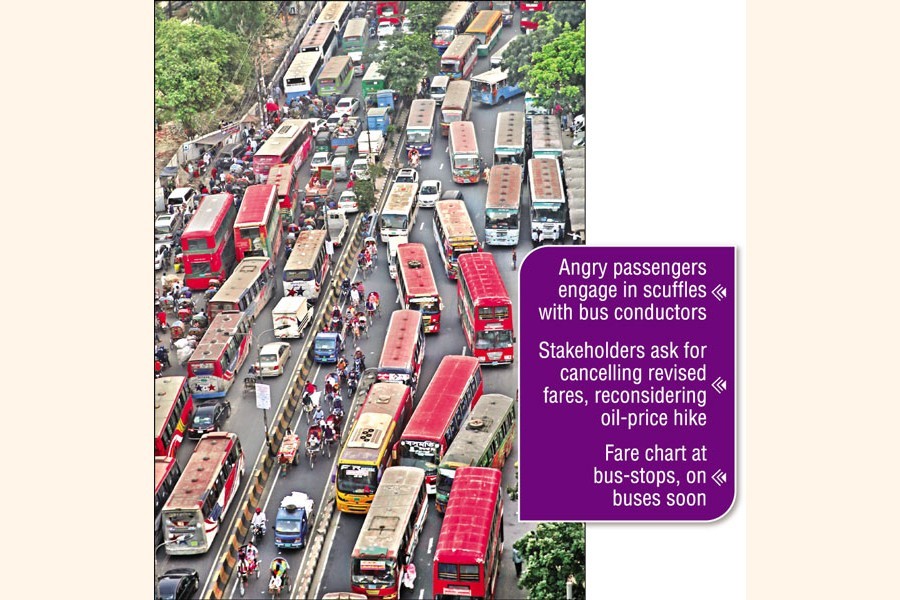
[
  {"x1": 439, "y1": 190, "x2": 464, "y2": 202},
  {"x1": 187, "y1": 399, "x2": 231, "y2": 439},
  {"x1": 156, "y1": 568, "x2": 199, "y2": 600}
]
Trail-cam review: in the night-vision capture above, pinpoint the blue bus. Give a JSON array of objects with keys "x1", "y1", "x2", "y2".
[{"x1": 470, "y1": 68, "x2": 523, "y2": 106}]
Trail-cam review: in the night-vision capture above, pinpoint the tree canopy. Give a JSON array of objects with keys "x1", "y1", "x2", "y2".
[
  {"x1": 499, "y1": 13, "x2": 562, "y2": 87},
  {"x1": 514, "y1": 522, "x2": 586, "y2": 600},
  {"x1": 190, "y1": 1, "x2": 280, "y2": 44},
  {"x1": 404, "y1": 0, "x2": 450, "y2": 35},
  {"x1": 525, "y1": 20, "x2": 586, "y2": 114},
  {"x1": 364, "y1": 33, "x2": 439, "y2": 100},
  {"x1": 155, "y1": 19, "x2": 251, "y2": 133},
  {"x1": 551, "y1": 1, "x2": 586, "y2": 29}
]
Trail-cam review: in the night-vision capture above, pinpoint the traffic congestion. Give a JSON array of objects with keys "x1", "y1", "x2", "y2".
[{"x1": 154, "y1": 2, "x2": 584, "y2": 598}]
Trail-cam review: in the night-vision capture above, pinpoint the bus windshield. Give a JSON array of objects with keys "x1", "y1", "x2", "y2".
[
  {"x1": 398, "y1": 440, "x2": 441, "y2": 470},
  {"x1": 476, "y1": 329, "x2": 514, "y2": 349},
  {"x1": 532, "y1": 204, "x2": 565, "y2": 222},
  {"x1": 452, "y1": 155, "x2": 478, "y2": 169},
  {"x1": 381, "y1": 214, "x2": 409, "y2": 229},
  {"x1": 486, "y1": 209, "x2": 518, "y2": 228},
  {"x1": 338, "y1": 464, "x2": 378, "y2": 493},
  {"x1": 406, "y1": 130, "x2": 431, "y2": 143},
  {"x1": 434, "y1": 28, "x2": 455, "y2": 43}
]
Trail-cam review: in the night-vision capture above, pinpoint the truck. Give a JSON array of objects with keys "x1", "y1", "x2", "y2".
[
  {"x1": 528, "y1": 157, "x2": 568, "y2": 244},
  {"x1": 305, "y1": 164, "x2": 335, "y2": 205},
  {"x1": 326, "y1": 209, "x2": 348, "y2": 246},
  {"x1": 273, "y1": 491, "x2": 314, "y2": 549},
  {"x1": 272, "y1": 296, "x2": 312, "y2": 339},
  {"x1": 357, "y1": 129, "x2": 385, "y2": 158},
  {"x1": 366, "y1": 106, "x2": 391, "y2": 134},
  {"x1": 313, "y1": 331, "x2": 345, "y2": 364},
  {"x1": 330, "y1": 117, "x2": 362, "y2": 152}
]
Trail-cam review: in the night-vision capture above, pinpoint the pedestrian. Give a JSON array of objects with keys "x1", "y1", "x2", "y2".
[
  {"x1": 512, "y1": 547, "x2": 523, "y2": 578},
  {"x1": 561, "y1": 112, "x2": 568, "y2": 130},
  {"x1": 274, "y1": 84, "x2": 282, "y2": 102},
  {"x1": 511, "y1": 249, "x2": 517, "y2": 271}
]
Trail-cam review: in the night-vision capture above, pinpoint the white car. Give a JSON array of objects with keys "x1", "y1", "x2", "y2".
[
  {"x1": 418, "y1": 180, "x2": 441, "y2": 208},
  {"x1": 395, "y1": 168, "x2": 419, "y2": 184},
  {"x1": 350, "y1": 158, "x2": 371, "y2": 180},
  {"x1": 310, "y1": 151, "x2": 333, "y2": 171},
  {"x1": 255, "y1": 342, "x2": 292, "y2": 377},
  {"x1": 154, "y1": 213, "x2": 183, "y2": 241},
  {"x1": 309, "y1": 118, "x2": 328, "y2": 135},
  {"x1": 338, "y1": 190, "x2": 359, "y2": 213},
  {"x1": 335, "y1": 97, "x2": 360, "y2": 115},
  {"x1": 326, "y1": 111, "x2": 349, "y2": 133},
  {"x1": 377, "y1": 22, "x2": 396, "y2": 37}
]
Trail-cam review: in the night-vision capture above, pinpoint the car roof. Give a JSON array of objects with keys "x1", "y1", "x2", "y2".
[
  {"x1": 422, "y1": 179, "x2": 440, "y2": 185},
  {"x1": 261, "y1": 341, "x2": 288, "y2": 351}
]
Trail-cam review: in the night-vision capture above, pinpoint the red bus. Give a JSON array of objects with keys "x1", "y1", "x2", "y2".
[
  {"x1": 161, "y1": 432, "x2": 245, "y2": 555},
  {"x1": 252, "y1": 119, "x2": 313, "y2": 178},
  {"x1": 394, "y1": 355, "x2": 484, "y2": 493},
  {"x1": 377, "y1": 310, "x2": 426, "y2": 389},
  {"x1": 433, "y1": 467, "x2": 504, "y2": 600},
  {"x1": 233, "y1": 184, "x2": 283, "y2": 261},
  {"x1": 155, "y1": 457, "x2": 183, "y2": 543},
  {"x1": 154, "y1": 376, "x2": 194, "y2": 458},
  {"x1": 519, "y1": 0, "x2": 550, "y2": 32},
  {"x1": 440, "y1": 34, "x2": 478, "y2": 80},
  {"x1": 457, "y1": 252, "x2": 515, "y2": 365},
  {"x1": 395, "y1": 243, "x2": 443, "y2": 333},
  {"x1": 376, "y1": 1, "x2": 406, "y2": 25},
  {"x1": 187, "y1": 311, "x2": 252, "y2": 399},
  {"x1": 179, "y1": 193, "x2": 238, "y2": 290},
  {"x1": 266, "y1": 163, "x2": 299, "y2": 228}
]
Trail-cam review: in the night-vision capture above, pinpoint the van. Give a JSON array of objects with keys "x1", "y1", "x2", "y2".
[
  {"x1": 272, "y1": 296, "x2": 312, "y2": 339},
  {"x1": 429, "y1": 75, "x2": 450, "y2": 104},
  {"x1": 166, "y1": 187, "x2": 198, "y2": 212},
  {"x1": 155, "y1": 212, "x2": 184, "y2": 242}
]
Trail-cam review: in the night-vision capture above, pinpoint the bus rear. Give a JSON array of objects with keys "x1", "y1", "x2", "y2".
[
  {"x1": 458, "y1": 252, "x2": 515, "y2": 364},
  {"x1": 379, "y1": 182, "x2": 418, "y2": 241},
  {"x1": 528, "y1": 157, "x2": 567, "y2": 243},
  {"x1": 519, "y1": 0, "x2": 550, "y2": 32},
  {"x1": 187, "y1": 312, "x2": 251, "y2": 399},
  {"x1": 283, "y1": 229, "x2": 329, "y2": 300}
]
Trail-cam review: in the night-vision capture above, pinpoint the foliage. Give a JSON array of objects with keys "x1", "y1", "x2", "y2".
[
  {"x1": 352, "y1": 179, "x2": 376, "y2": 214},
  {"x1": 190, "y1": 1, "x2": 280, "y2": 44},
  {"x1": 551, "y1": 1, "x2": 585, "y2": 29},
  {"x1": 525, "y1": 20, "x2": 586, "y2": 114},
  {"x1": 404, "y1": 0, "x2": 450, "y2": 35},
  {"x1": 499, "y1": 13, "x2": 562, "y2": 87},
  {"x1": 366, "y1": 33, "x2": 439, "y2": 100},
  {"x1": 514, "y1": 523, "x2": 586, "y2": 600},
  {"x1": 155, "y1": 19, "x2": 251, "y2": 133}
]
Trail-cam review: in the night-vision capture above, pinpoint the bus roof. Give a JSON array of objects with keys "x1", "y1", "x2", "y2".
[
  {"x1": 235, "y1": 184, "x2": 276, "y2": 226},
  {"x1": 384, "y1": 183, "x2": 419, "y2": 213},
  {"x1": 402, "y1": 356, "x2": 481, "y2": 440},
  {"x1": 341, "y1": 383, "x2": 410, "y2": 463},
  {"x1": 154, "y1": 376, "x2": 187, "y2": 438},
  {"x1": 434, "y1": 467, "x2": 502, "y2": 562},
  {"x1": 379, "y1": 310, "x2": 424, "y2": 369},
  {"x1": 352, "y1": 467, "x2": 425, "y2": 558},
  {"x1": 494, "y1": 111, "x2": 525, "y2": 149},
  {"x1": 164, "y1": 432, "x2": 237, "y2": 510},
  {"x1": 320, "y1": 55, "x2": 352, "y2": 79},
  {"x1": 458, "y1": 252, "x2": 511, "y2": 307},
  {"x1": 442, "y1": 80, "x2": 472, "y2": 111},
  {"x1": 563, "y1": 148, "x2": 586, "y2": 234},
  {"x1": 189, "y1": 312, "x2": 247, "y2": 364},
  {"x1": 441, "y1": 394, "x2": 514, "y2": 466},
  {"x1": 287, "y1": 52, "x2": 323, "y2": 78},
  {"x1": 302, "y1": 22, "x2": 336, "y2": 47},
  {"x1": 449, "y1": 121, "x2": 478, "y2": 154},
  {"x1": 344, "y1": 17, "x2": 367, "y2": 38},
  {"x1": 182, "y1": 193, "x2": 234, "y2": 237},
  {"x1": 485, "y1": 165, "x2": 522, "y2": 210},
  {"x1": 211, "y1": 256, "x2": 271, "y2": 303},
  {"x1": 285, "y1": 229, "x2": 327, "y2": 270},
  {"x1": 362, "y1": 61, "x2": 384, "y2": 81},
  {"x1": 438, "y1": 1, "x2": 475, "y2": 28},
  {"x1": 443, "y1": 34, "x2": 477, "y2": 59},
  {"x1": 527, "y1": 158, "x2": 564, "y2": 202},
  {"x1": 466, "y1": 10, "x2": 501, "y2": 34},
  {"x1": 472, "y1": 67, "x2": 509, "y2": 86},
  {"x1": 317, "y1": 1, "x2": 349, "y2": 25},
  {"x1": 530, "y1": 114, "x2": 563, "y2": 151},
  {"x1": 407, "y1": 99, "x2": 437, "y2": 129},
  {"x1": 435, "y1": 200, "x2": 478, "y2": 243},
  {"x1": 257, "y1": 120, "x2": 310, "y2": 158},
  {"x1": 396, "y1": 245, "x2": 439, "y2": 297},
  {"x1": 266, "y1": 164, "x2": 294, "y2": 196}
]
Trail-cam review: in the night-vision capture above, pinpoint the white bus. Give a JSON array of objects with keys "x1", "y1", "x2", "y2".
[
  {"x1": 484, "y1": 164, "x2": 522, "y2": 245},
  {"x1": 300, "y1": 22, "x2": 339, "y2": 62},
  {"x1": 283, "y1": 229, "x2": 330, "y2": 301},
  {"x1": 379, "y1": 182, "x2": 419, "y2": 242},
  {"x1": 317, "y1": 1, "x2": 352, "y2": 33},
  {"x1": 284, "y1": 52, "x2": 325, "y2": 101}
]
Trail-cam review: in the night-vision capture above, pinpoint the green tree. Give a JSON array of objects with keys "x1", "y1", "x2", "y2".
[
  {"x1": 525, "y1": 20, "x2": 586, "y2": 114},
  {"x1": 404, "y1": 0, "x2": 450, "y2": 35},
  {"x1": 368, "y1": 33, "x2": 439, "y2": 101},
  {"x1": 155, "y1": 19, "x2": 250, "y2": 133},
  {"x1": 190, "y1": 1, "x2": 280, "y2": 41},
  {"x1": 352, "y1": 179, "x2": 377, "y2": 214},
  {"x1": 551, "y1": 1, "x2": 585, "y2": 29},
  {"x1": 499, "y1": 12, "x2": 562, "y2": 86},
  {"x1": 514, "y1": 523, "x2": 586, "y2": 600}
]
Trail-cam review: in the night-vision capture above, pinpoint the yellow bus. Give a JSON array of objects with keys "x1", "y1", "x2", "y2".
[
  {"x1": 335, "y1": 383, "x2": 414, "y2": 513},
  {"x1": 465, "y1": 10, "x2": 503, "y2": 56}
]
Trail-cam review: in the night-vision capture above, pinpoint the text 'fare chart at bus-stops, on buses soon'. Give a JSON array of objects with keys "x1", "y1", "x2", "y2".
[{"x1": 518, "y1": 247, "x2": 736, "y2": 521}]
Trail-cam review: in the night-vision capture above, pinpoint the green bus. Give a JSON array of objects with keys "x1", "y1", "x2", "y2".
[
  {"x1": 361, "y1": 62, "x2": 387, "y2": 100},
  {"x1": 317, "y1": 55, "x2": 354, "y2": 97},
  {"x1": 342, "y1": 17, "x2": 368, "y2": 53}
]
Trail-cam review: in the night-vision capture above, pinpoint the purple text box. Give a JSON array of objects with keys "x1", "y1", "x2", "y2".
[{"x1": 519, "y1": 246, "x2": 735, "y2": 521}]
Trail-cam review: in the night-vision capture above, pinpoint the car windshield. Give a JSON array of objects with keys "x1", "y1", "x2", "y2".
[
  {"x1": 193, "y1": 412, "x2": 214, "y2": 426},
  {"x1": 315, "y1": 339, "x2": 336, "y2": 351},
  {"x1": 275, "y1": 518, "x2": 303, "y2": 533}
]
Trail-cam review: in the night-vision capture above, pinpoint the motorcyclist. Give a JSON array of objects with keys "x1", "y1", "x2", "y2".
[
  {"x1": 313, "y1": 406, "x2": 325, "y2": 423},
  {"x1": 251, "y1": 507, "x2": 267, "y2": 536},
  {"x1": 322, "y1": 420, "x2": 335, "y2": 443},
  {"x1": 340, "y1": 278, "x2": 351, "y2": 299},
  {"x1": 354, "y1": 347, "x2": 366, "y2": 371}
]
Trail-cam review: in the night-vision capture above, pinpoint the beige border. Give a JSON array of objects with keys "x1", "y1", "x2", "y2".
[{"x1": 749, "y1": 1, "x2": 900, "y2": 597}]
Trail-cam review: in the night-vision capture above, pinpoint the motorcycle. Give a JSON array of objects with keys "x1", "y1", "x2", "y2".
[{"x1": 251, "y1": 522, "x2": 266, "y2": 543}]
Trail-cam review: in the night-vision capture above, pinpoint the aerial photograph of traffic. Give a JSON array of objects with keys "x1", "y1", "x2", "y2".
[{"x1": 154, "y1": 2, "x2": 585, "y2": 598}]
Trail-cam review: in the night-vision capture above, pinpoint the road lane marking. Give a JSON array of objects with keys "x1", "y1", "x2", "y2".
[
  {"x1": 462, "y1": 346, "x2": 467, "y2": 355},
  {"x1": 419, "y1": 590, "x2": 425, "y2": 599},
  {"x1": 427, "y1": 537, "x2": 433, "y2": 554},
  {"x1": 439, "y1": 163, "x2": 443, "y2": 169},
  {"x1": 420, "y1": 222, "x2": 424, "y2": 231}
]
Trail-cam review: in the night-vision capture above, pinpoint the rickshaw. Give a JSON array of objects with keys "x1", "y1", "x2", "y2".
[
  {"x1": 169, "y1": 320, "x2": 185, "y2": 341},
  {"x1": 268, "y1": 557, "x2": 291, "y2": 598},
  {"x1": 306, "y1": 424, "x2": 323, "y2": 469},
  {"x1": 278, "y1": 431, "x2": 301, "y2": 475},
  {"x1": 302, "y1": 390, "x2": 321, "y2": 425},
  {"x1": 236, "y1": 544, "x2": 260, "y2": 597},
  {"x1": 177, "y1": 306, "x2": 193, "y2": 323}
]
